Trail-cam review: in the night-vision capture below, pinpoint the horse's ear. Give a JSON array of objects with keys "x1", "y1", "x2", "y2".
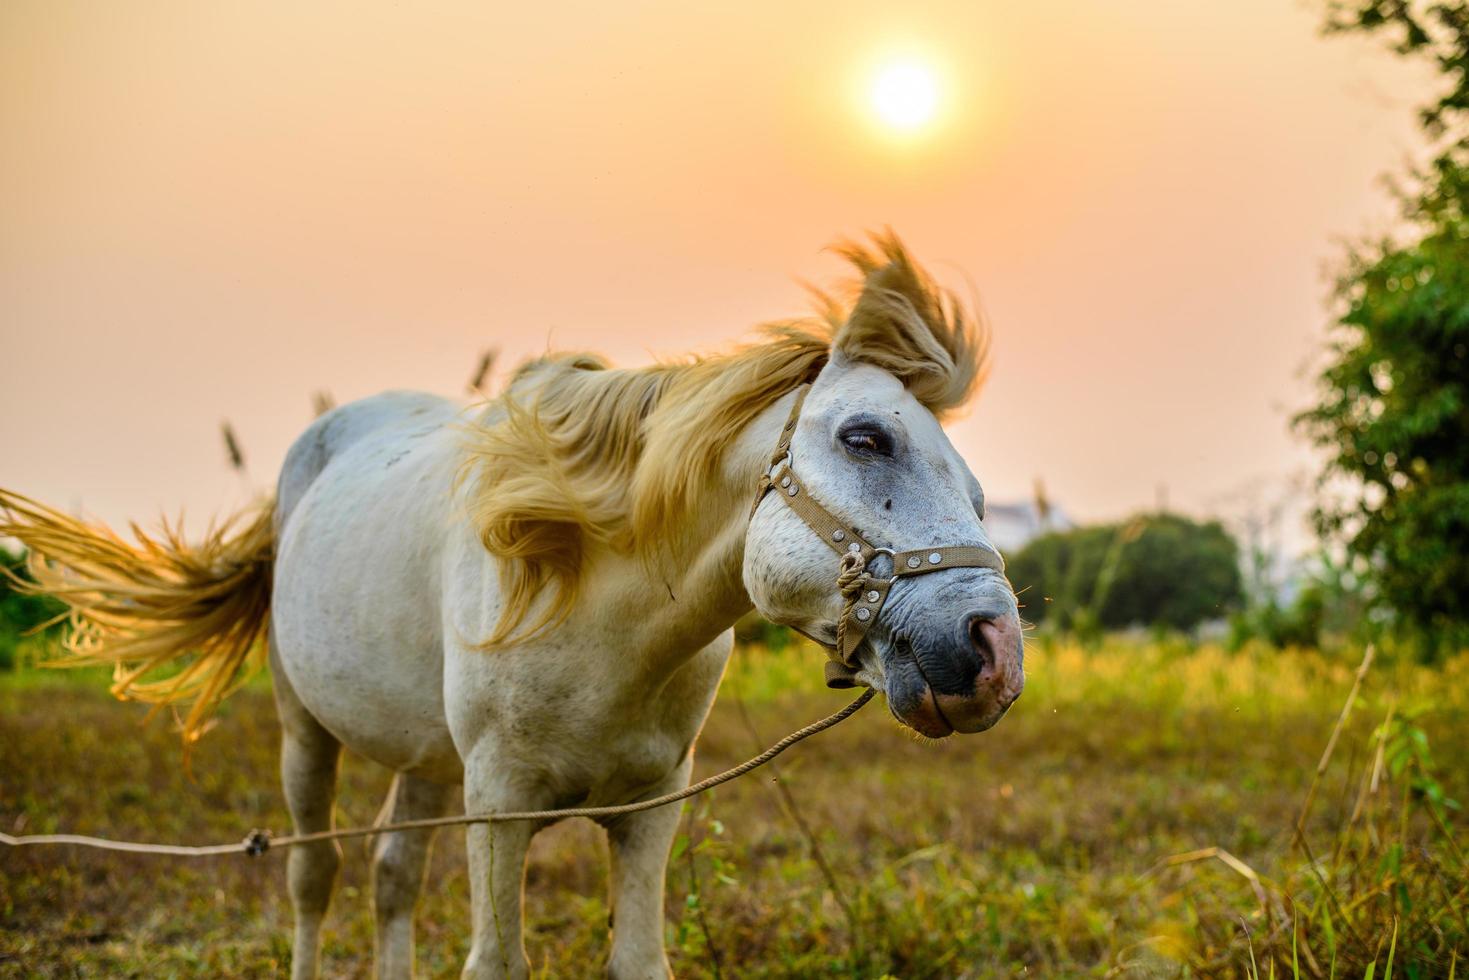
[{"x1": 828, "y1": 231, "x2": 987, "y2": 417}]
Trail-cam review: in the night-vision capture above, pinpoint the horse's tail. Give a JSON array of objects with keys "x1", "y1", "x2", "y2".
[{"x1": 0, "y1": 489, "x2": 274, "y2": 743}]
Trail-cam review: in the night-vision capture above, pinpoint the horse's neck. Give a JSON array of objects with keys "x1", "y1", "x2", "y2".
[{"x1": 613, "y1": 390, "x2": 797, "y2": 666}]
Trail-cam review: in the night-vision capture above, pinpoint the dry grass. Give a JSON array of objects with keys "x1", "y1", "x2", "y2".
[{"x1": 0, "y1": 637, "x2": 1464, "y2": 977}]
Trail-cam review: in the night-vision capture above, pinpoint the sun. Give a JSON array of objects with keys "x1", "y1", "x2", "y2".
[{"x1": 870, "y1": 60, "x2": 939, "y2": 133}]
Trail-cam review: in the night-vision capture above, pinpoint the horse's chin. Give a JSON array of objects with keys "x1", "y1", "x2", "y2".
[{"x1": 888, "y1": 685, "x2": 956, "y2": 739}]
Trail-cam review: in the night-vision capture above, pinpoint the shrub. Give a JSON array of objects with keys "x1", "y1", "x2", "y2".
[{"x1": 1008, "y1": 513, "x2": 1244, "y2": 633}]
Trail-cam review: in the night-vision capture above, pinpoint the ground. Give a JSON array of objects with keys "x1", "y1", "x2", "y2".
[{"x1": 1, "y1": 639, "x2": 1464, "y2": 978}]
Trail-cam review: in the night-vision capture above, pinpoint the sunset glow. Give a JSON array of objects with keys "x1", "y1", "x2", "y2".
[{"x1": 0, "y1": 0, "x2": 1433, "y2": 539}]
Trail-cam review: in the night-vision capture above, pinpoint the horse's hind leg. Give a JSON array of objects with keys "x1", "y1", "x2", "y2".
[
  {"x1": 372, "y1": 772, "x2": 456, "y2": 980},
  {"x1": 272, "y1": 640, "x2": 344, "y2": 980}
]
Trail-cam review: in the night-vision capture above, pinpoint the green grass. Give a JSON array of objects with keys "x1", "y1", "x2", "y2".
[{"x1": 1, "y1": 637, "x2": 1464, "y2": 977}]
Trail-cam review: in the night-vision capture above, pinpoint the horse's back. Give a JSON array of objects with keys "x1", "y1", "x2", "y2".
[
  {"x1": 276, "y1": 390, "x2": 456, "y2": 528},
  {"x1": 271, "y1": 390, "x2": 470, "y2": 781}
]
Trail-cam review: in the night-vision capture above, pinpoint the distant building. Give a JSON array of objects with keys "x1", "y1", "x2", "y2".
[{"x1": 982, "y1": 500, "x2": 1073, "y2": 554}]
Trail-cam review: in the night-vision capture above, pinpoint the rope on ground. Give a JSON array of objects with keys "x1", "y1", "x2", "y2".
[{"x1": 0, "y1": 688, "x2": 875, "y2": 859}]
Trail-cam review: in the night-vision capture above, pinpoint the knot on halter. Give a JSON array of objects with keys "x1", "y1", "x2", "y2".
[
  {"x1": 751, "y1": 384, "x2": 1006, "y2": 690},
  {"x1": 832, "y1": 550, "x2": 868, "y2": 656}
]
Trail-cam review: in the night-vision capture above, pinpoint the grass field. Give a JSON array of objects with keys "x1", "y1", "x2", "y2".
[{"x1": 1, "y1": 638, "x2": 1464, "y2": 978}]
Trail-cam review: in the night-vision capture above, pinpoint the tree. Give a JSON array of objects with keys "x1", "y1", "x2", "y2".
[
  {"x1": 0, "y1": 547, "x2": 65, "y2": 670},
  {"x1": 1007, "y1": 513, "x2": 1244, "y2": 633},
  {"x1": 1297, "y1": 1, "x2": 1469, "y2": 653}
]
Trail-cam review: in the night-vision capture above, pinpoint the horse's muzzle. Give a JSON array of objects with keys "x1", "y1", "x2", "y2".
[{"x1": 892, "y1": 610, "x2": 1024, "y2": 738}]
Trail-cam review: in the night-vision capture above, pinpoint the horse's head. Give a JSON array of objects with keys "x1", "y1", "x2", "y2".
[{"x1": 742, "y1": 237, "x2": 1022, "y2": 738}]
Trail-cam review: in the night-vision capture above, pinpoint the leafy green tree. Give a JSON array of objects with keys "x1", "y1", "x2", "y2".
[
  {"x1": 1008, "y1": 514, "x2": 1244, "y2": 633},
  {"x1": 0, "y1": 546, "x2": 65, "y2": 670},
  {"x1": 1297, "y1": 1, "x2": 1469, "y2": 653}
]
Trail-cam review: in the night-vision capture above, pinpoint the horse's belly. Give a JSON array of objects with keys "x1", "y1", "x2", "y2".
[
  {"x1": 272, "y1": 406, "x2": 464, "y2": 782},
  {"x1": 273, "y1": 615, "x2": 462, "y2": 782}
]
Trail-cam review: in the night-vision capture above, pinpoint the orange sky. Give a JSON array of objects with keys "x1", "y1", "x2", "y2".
[{"x1": 0, "y1": 1, "x2": 1435, "y2": 547}]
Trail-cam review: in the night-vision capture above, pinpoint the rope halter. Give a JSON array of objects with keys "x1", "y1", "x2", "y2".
[{"x1": 751, "y1": 384, "x2": 1007, "y2": 688}]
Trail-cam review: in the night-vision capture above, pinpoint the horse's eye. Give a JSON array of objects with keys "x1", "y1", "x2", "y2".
[{"x1": 840, "y1": 427, "x2": 892, "y2": 457}]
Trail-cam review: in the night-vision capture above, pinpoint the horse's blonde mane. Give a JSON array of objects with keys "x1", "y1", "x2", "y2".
[{"x1": 462, "y1": 231, "x2": 988, "y2": 645}]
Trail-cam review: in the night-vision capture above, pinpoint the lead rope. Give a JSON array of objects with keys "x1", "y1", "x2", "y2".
[{"x1": 0, "y1": 689, "x2": 874, "y2": 858}]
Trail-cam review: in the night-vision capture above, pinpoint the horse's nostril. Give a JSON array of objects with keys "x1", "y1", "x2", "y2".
[{"x1": 967, "y1": 615, "x2": 996, "y2": 673}]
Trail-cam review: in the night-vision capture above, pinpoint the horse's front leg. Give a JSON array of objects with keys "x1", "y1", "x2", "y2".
[
  {"x1": 373, "y1": 771, "x2": 457, "y2": 980},
  {"x1": 600, "y1": 757, "x2": 692, "y2": 980},
  {"x1": 460, "y1": 757, "x2": 548, "y2": 980}
]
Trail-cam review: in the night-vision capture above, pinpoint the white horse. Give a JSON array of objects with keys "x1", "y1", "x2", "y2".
[{"x1": 2, "y1": 234, "x2": 1023, "y2": 979}]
